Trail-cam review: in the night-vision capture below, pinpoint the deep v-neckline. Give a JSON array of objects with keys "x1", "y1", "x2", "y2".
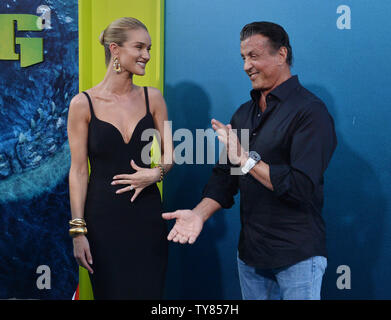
[
  {"x1": 94, "y1": 113, "x2": 149, "y2": 145},
  {"x1": 83, "y1": 87, "x2": 151, "y2": 145}
]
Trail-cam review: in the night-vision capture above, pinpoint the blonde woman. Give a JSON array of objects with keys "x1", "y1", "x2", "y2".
[{"x1": 67, "y1": 17, "x2": 173, "y2": 299}]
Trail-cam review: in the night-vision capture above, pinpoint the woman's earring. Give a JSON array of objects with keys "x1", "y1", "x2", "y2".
[{"x1": 113, "y1": 57, "x2": 121, "y2": 73}]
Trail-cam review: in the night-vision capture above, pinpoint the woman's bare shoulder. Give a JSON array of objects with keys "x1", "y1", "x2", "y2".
[
  {"x1": 145, "y1": 86, "x2": 166, "y2": 112},
  {"x1": 146, "y1": 86, "x2": 163, "y2": 99},
  {"x1": 68, "y1": 92, "x2": 91, "y2": 120}
]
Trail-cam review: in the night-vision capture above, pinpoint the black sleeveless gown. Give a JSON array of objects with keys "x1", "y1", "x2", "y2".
[{"x1": 81, "y1": 87, "x2": 168, "y2": 300}]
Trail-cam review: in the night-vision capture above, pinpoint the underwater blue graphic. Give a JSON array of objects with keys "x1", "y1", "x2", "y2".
[{"x1": 0, "y1": 0, "x2": 78, "y2": 299}]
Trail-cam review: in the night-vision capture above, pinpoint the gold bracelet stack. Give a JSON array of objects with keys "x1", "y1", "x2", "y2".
[
  {"x1": 69, "y1": 218, "x2": 87, "y2": 237},
  {"x1": 157, "y1": 164, "x2": 165, "y2": 182}
]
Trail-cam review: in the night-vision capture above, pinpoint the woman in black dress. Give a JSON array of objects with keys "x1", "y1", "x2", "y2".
[{"x1": 67, "y1": 17, "x2": 173, "y2": 299}]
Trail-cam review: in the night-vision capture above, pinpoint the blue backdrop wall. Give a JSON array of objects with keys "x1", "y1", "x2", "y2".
[{"x1": 163, "y1": 0, "x2": 391, "y2": 299}]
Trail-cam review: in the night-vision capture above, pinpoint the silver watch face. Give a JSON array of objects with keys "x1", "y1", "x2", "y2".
[{"x1": 249, "y1": 151, "x2": 261, "y2": 162}]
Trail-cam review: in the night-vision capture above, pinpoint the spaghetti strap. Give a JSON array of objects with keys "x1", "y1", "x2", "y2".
[
  {"x1": 82, "y1": 91, "x2": 96, "y2": 118},
  {"x1": 144, "y1": 86, "x2": 150, "y2": 114}
]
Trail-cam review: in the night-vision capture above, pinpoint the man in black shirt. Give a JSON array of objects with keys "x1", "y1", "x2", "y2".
[{"x1": 163, "y1": 22, "x2": 337, "y2": 300}]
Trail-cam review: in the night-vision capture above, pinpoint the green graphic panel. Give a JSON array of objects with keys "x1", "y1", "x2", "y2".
[
  {"x1": 0, "y1": 14, "x2": 43, "y2": 66},
  {"x1": 15, "y1": 37, "x2": 43, "y2": 67}
]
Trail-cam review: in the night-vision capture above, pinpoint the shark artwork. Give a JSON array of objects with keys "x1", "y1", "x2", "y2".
[
  {"x1": 0, "y1": 0, "x2": 78, "y2": 299},
  {"x1": 0, "y1": 0, "x2": 77, "y2": 202}
]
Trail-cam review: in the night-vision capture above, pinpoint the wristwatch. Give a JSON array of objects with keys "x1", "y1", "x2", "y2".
[{"x1": 241, "y1": 151, "x2": 261, "y2": 174}]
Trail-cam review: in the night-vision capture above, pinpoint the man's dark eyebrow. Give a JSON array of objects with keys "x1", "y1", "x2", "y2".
[{"x1": 241, "y1": 50, "x2": 255, "y2": 57}]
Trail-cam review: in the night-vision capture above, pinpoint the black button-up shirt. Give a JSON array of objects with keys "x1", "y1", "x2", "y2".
[{"x1": 203, "y1": 75, "x2": 337, "y2": 269}]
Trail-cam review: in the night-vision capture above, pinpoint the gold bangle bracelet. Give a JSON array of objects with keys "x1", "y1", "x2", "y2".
[
  {"x1": 69, "y1": 227, "x2": 87, "y2": 237},
  {"x1": 69, "y1": 226, "x2": 87, "y2": 233},
  {"x1": 69, "y1": 223, "x2": 86, "y2": 228},
  {"x1": 69, "y1": 218, "x2": 85, "y2": 223},
  {"x1": 157, "y1": 164, "x2": 165, "y2": 182},
  {"x1": 69, "y1": 222, "x2": 86, "y2": 228},
  {"x1": 69, "y1": 218, "x2": 86, "y2": 227}
]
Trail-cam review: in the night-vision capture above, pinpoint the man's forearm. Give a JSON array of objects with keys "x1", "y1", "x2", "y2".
[
  {"x1": 240, "y1": 156, "x2": 274, "y2": 191},
  {"x1": 193, "y1": 197, "x2": 222, "y2": 222}
]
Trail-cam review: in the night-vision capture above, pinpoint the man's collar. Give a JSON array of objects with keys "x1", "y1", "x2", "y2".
[{"x1": 250, "y1": 75, "x2": 300, "y2": 103}]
